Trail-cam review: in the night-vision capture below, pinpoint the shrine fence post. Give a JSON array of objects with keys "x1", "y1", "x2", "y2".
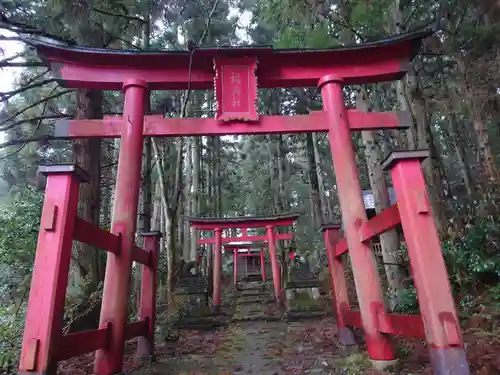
[
  {"x1": 18, "y1": 165, "x2": 87, "y2": 375},
  {"x1": 137, "y1": 231, "x2": 162, "y2": 360},
  {"x1": 322, "y1": 225, "x2": 357, "y2": 348},
  {"x1": 382, "y1": 151, "x2": 470, "y2": 375}
]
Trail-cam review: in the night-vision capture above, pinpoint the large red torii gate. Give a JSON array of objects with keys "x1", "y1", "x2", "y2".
[
  {"x1": 185, "y1": 214, "x2": 299, "y2": 310},
  {"x1": 18, "y1": 28, "x2": 470, "y2": 375}
]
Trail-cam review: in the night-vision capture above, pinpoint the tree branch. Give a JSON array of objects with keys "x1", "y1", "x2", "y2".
[
  {"x1": 0, "y1": 61, "x2": 45, "y2": 67},
  {"x1": 2, "y1": 114, "x2": 69, "y2": 129},
  {"x1": 0, "y1": 89, "x2": 73, "y2": 131},
  {"x1": 198, "y1": 0, "x2": 221, "y2": 47},
  {"x1": 0, "y1": 51, "x2": 25, "y2": 65},
  {"x1": 91, "y1": 7, "x2": 146, "y2": 23},
  {"x1": 0, "y1": 86, "x2": 59, "y2": 160},
  {"x1": 115, "y1": 37, "x2": 143, "y2": 50},
  {"x1": 0, "y1": 135, "x2": 56, "y2": 149},
  {"x1": 19, "y1": 70, "x2": 49, "y2": 87},
  {"x1": 0, "y1": 15, "x2": 75, "y2": 45},
  {"x1": 1, "y1": 78, "x2": 57, "y2": 102}
]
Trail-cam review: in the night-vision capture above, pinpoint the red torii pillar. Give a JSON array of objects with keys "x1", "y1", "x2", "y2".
[
  {"x1": 94, "y1": 79, "x2": 148, "y2": 374},
  {"x1": 266, "y1": 225, "x2": 282, "y2": 304},
  {"x1": 319, "y1": 75, "x2": 396, "y2": 365},
  {"x1": 212, "y1": 228, "x2": 222, "y2": 312}
]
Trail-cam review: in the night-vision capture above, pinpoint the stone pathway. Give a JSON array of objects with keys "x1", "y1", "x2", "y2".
[{"x1": 136, "y1": 281, "x2": 346, "y2": 375}]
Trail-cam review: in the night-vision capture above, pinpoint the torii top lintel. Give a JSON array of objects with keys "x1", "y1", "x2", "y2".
[
  {"x1": 32, "y1": 29, "x2": 431, "y2": 91},
  {"x1": 185, "y1": 213, "x2": 300, "y2": 230}
]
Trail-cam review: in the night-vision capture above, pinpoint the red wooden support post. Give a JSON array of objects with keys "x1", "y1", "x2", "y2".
[
  {"x1": 382, "y1": 151, "x2": 470, "y2": 375},
  {"x1": 95, "y1": 79, "x2": 147, "y2": 375},
  {"x1": 212, "y1": 228, "x2": 222, "y2": 312},
  {"x1": 266, "y1": 225, "x2": 282, "y2": 304},
  {"x1": 233, "y1": 249, "x2": 238, "y2": 285},
  {"x1": 322, "y1": 225, "x2": 357, "y2": 348},
  {"x1": 136, "y1": 231, "x2": 162, "y2": 360},
  {"x1": 260, "y1": 248, "x2": 266, "y2": 281},
  {"x1": 319, "y1": 75, "x2": 395, "y2": 364},
  {"x1": 19, "y1": 165, "x2": 88, "y2": 375}
]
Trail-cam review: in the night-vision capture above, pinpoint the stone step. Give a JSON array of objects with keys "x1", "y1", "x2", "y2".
[
  {"x1": 284, "y1": 310, "x2": 330, "y2": 322},
  {"x1": 230, "y1": 315, "x2": 283, "y2": 323},
  {"x1": 285, "y1": 279, "x2": 322, "y2": 289},
  {"x1": 237, "y1": 291, "x2": 272, "y2": 297},
  {"x1": 176, "y1": 320, "x2": 228, "y2": 330},
  {"x1": 236, "y1": 297, "x2": 274, "y2": 305}
]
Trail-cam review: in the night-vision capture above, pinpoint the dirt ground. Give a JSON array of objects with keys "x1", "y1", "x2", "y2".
[{"x1": 56, "y1": 281, "x2": 500, "y2": 375}]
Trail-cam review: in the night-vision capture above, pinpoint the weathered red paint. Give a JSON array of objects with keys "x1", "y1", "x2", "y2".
[
  {"x1": 266, "y1": 226, "x2": 282, "y2": 304},
  {"x1": 384, "y1": 151, "x2": 470, "y2": 374},
  {"x1": 55, "y1": 324, "x2": 111, "y2": 361},
  {"x1": 212, "y1": 228, "x2": 222, "y2": 311},
  {"x1": 132, "y1": 245, "x2": 152, "y2": 266},
  {"x1": 342, "y1": 310, "x2": 425, "y2": 339},
  {"x1": 319, "y1": 75, "x2": 395, "y2": 361},
  {"x1": 94, "y1": 79, "x2": 147, "y2": 375},
  {"x1": 260, "y1": 249, "x2": 266, "y2": 281},
  {"x1": 334, "y1": 205, "x2": 401, "y2": 257},
  {"x1": 124, "y1": 320, "x2": 149, "y2": 341},
  {"x1": 73, "y1": 216, "x2": 121, "y2": 255},
  {"x1": 18, "y1": 166, "x2": 85, "y2": 374},
  {"x1": 321, "y1": 226, "x2": 356, "y2": 347},
  {"x1": 359, "y1": 204, "x2": 401, "y2": 242},
  {"x1": 214, "y1": 57, "x2": 258, "y2": 121},
  {"x1": 137, "y1": 232, "x2": 162, "y2": 359},
  {"x1": 55, "y1": 110, "x2": 410, "y2": 139}
]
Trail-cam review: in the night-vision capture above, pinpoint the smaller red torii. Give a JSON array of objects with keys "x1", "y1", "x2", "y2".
[
  {"x1": 185, "y1": 214, "x2": 299, "y2": 310},
  {"x1": 223, "y1": 239, "x2": 268, "y2": 284}
]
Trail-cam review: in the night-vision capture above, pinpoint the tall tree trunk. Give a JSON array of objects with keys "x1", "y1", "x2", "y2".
[
  {"x1": 306, "y1": 133, "x2": 324, "y2": 228},
  {"x1": 152, "y1": 137, "x2": 184, "y2": 305},
  {"x1": 456, "y1": 53, "x2": 499, "y2": 187},
  {"x1": 141, "y1": 10, "x2": 152, "y2": 237},
  {"x1": 411, "y1": 87, "x2": 448, "y2": 236},
  {"x1": 71, "y1": 89, "x2": 103, "y2": 328},
  {"x1": 357, "y1": 89, "x2": 407, "y2": 310},
  {"x1": 190, "y1": 136, "x2": 201, "y2": 260},
  {"x1": 184, "y1": 138, "x2": 193, "y2": 260},
  {"x1": 207, "y1": 136, "x2": 214, "y2": 215},
  {"x1": 277, "y1": 134, "x2": 287, "y2": 211},
  {"x1": 445, "y1": 104, "x2": 474, "y2": 196},
  {"x1": 215, "y1": 137, "x2": 222, "y2": 215},
  {"x1": 391, "y1": 0, "x2": 448, "y2": 236},
  {"x1": 312, "y1": 134, "x2": 333, "y2": 221}
]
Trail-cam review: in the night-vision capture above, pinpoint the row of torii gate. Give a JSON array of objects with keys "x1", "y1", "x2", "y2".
[{"x1": 18, "y1": 29, "x2": 469, "y2": 375}]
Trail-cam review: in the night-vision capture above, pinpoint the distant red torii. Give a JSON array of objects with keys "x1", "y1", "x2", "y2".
[
  {"x1": 222, "y1": 240, "x2": 268, "y2": 285},
  {"x1": 185, "y1": 213, "x2": 299, "y2": 310}
]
